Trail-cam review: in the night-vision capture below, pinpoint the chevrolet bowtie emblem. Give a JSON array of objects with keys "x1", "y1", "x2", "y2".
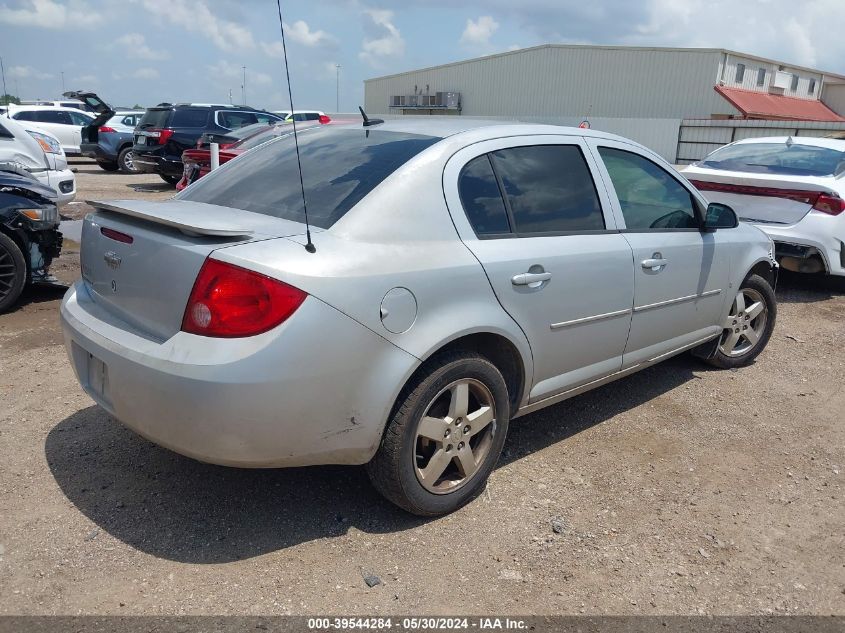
[{"x1": 104, "y1": 251, "x2": 122, "y2": 270}]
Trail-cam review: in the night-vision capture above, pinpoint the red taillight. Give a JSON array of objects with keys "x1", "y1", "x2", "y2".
[
  {"x1": 318, "y1": 114, "x2": 331, "y2": 124},
  {"x1": 98, "y1": 126, "x2": 116, "y2": 133},
  {"x1": 181, "y1": 259, "x2": 307, "y2": 338},
  {"x1": 100, "y1": 227, "x2": 134, "y2": 244},
  {"x1": 146, "y1": 128, "x2": 174, "y2": 145},
  {"x1": 812, "y1": 193, "x2": 845, "y2": 216}
]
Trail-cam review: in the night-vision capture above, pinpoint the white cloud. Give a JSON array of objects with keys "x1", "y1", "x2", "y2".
[
  {"x1": 115, "y1": 33, "x2": 169, "y2": 61},
  {"x1": 140, "y1": 0, "x2": 254, "y2": 52},
  {"x1": 261, "y1": 21, "x2": 334, "y2": 58},
  {"x1": 286, "y1": 20, "x2": 333, "y2": 47},
  {"x1": 207, "y1": 60, "x2": 271, "y2": 86},
  {"x1": 626, "y1": 0, "x2": 845, "y2": 71},
  {"x1": 72, "y1": 74, "x2": 98, "y2": 85},
  {"x1": 359, "y1": 9, "x2": 404, "y2": 67},
  {"x1": 460, "y1": 15, "x2": 500, "y2": 47},
  {"x1": 132, "y1": 67, "x2": 160, "y2": 80},
  {"x1": 7, "y1": 65, "x2": 53, "y2": 80},
  {"x1": 0, "y1": 0, "x2": 103, "y2": 29}
]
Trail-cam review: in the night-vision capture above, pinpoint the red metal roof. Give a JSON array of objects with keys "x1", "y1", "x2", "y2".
[{"x1": 715, "y1": 85, "x2": 845, "y2": 122}]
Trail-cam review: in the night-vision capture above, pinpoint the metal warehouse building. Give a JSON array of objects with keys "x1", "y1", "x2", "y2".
[{"x1": 364, "y1": 45, "x2": 845, "y2": 162}]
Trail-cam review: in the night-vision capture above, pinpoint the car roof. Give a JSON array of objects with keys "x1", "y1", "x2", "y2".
[
  {"x1": 355, "y1": 117, "x2": 641, "y2": 146},
  {"x1": 730, "y1": 135, "x2": 845, "y2": 150},
  {"x1": 9, "y1": 104, "x2": 93, "y2": 114}
]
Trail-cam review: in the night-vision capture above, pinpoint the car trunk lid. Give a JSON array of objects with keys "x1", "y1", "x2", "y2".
[
  {"x1": 80, "y1": 199, "x2": 310, "y2": 340},
  {"x1": 686, "y1": 171, "x2": 839, "y2": 225},
  {"x1": 63, "y1": 91, "x2": 114, "y2": 144}
]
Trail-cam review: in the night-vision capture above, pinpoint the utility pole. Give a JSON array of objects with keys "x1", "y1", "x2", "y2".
[
  {"x1": 228, "y1": 88, "x2": 233, "y2": 104},
  {"x1": 241, "y1": 66, "x2": 246, "y2": 105},
  {"x1": 0, "y1": 56, "x2": 7, "y2": 106},
  {"x1": 335, "y1": 64, "x2": 341, "y2": 112},
  {"x1": 61, "y1": 70, "x2": 65, "y2": 94}
]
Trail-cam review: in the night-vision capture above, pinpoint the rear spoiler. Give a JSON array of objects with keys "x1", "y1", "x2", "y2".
[{"x1": 88, "y1": 199, "x2": 255, "y2": 238}]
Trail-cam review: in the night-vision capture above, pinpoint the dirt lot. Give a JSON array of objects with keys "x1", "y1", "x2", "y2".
[{"x1": 0, "y1": 159, "x2": 843, "y2": 616}]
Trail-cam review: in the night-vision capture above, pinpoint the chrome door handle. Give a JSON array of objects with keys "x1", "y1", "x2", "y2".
[
  {"x1": 511, "y1": 272, "x2": 552, "y2": 286},
  {"x1": 642, "y1": 257, "x2": 668, "y2": 271}
]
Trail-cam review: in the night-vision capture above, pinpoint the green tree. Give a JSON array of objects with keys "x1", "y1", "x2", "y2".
[
  {"x1": 132, "y1": 103, "x2": 143, "y2": 109},
  {"x1": 0, "y1": 94, "x2": 20, "y2": 105}
]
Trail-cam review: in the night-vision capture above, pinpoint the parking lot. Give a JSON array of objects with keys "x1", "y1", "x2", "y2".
[{"x1": 0, "y1": 158, "x2": 843, "y2": 616}]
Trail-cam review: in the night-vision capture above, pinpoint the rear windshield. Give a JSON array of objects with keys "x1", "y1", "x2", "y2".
[
  {"x1": 700, "y1": 142, "x2": 845, "y2": 177},
  {"x1": 137, "y1": 109, "x2": 171, "y2": 129},
  {"x1": 178, "y1": 127, "x2": 441, "y2": 228}
]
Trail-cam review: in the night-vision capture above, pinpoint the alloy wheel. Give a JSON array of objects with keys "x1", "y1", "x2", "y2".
[
  {"x1": 123, "y1": 151, "x2": 135, "y2": 171},
  {"x1": 0, "y1": 244, "x2": 17, "y2": 302},
  {"x1": 719, "y1": 287, "x2": 768, "y2": 357},
  {"x1": 413, "y1": 378, "x2": 497, "y2": 494}
]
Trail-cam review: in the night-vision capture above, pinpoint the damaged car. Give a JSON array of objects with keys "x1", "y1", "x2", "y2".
[{"x1": 0, "y1": 168, "x2": 63, "y2": 312}]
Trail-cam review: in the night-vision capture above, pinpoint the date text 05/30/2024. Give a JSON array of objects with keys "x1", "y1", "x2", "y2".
[{"x1": 307, "y1": 617, "x2": 528, "y2": 630}]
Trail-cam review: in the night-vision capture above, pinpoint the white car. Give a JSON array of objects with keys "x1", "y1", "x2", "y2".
[
  {"x1": 0, "y1": 115, "x2": 76, "y2": 205},
  {"x1": 683, "y1": 137, "x2": 845, "y2": 276},
  {"x1": 6, "y1": 105, "x2": 94, "y2": 155},
  {"x1": 272, "y1": 110, "x2": 331, "y2": 124}
]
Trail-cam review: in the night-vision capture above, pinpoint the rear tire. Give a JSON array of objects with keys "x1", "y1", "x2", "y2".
[
  {"x1": 118, "y1": 147, "x2": 138, "y2": 173},
  {"x1": 0, "y1": 232, "x2": 27, "y2": 314},
  {"x1": 159, "y1": 174, "x2": 179, "y2": 186},
  {"x1": 366, "y1": 351, "x2": 510, "y2": 516},
  {"x1": 707, "y1": 274, "x2": 776, "y2": 369},
  {"x1": 98, "y1": 161, "x2": 119, "y2": 172}
]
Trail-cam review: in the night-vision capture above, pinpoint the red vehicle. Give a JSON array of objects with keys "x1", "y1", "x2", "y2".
[{"x1": 177, "y1": 120, "x2": 348, "y2": 191}]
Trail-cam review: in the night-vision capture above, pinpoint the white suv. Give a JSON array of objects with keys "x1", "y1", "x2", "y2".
[
  {"x1": 7, "y1": 105, "x2": 94, "y2": 155},
  {"x1": 0, "y1": 115, "x2": 76, "y2": 205}
]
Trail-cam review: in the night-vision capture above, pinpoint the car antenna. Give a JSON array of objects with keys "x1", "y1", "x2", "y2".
[
  {"x1": 359, "y1": 106, "x2": 384, "y2": 127},
  {"x1": 275, "y1": 0, "x2": 315, "y2": 253}
]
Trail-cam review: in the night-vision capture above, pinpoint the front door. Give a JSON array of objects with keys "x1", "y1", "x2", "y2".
[
  {"x1": 443, "y1": 136, "x2": 635, "y2": 402},
  {"x1": 588, "y1": 140, "x2": 731, "y2": 367}
]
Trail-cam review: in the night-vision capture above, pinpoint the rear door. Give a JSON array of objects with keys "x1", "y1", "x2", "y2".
[
  {"x1": 588, "y1": 139, "x2": 730, "y2": 367},
  {"x1": 443, "y1": 135, "x2": 635, "y2": 402},
  {"x1": 34, "y1": 111, "x2": 76, "y2": 150}
]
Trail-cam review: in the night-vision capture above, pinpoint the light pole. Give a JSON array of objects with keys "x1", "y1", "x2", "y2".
[
  {"x1": 61, "y1": 70, "x2": 65, "y2": 94},
  {"x1": 335, "y1": 64, "x2": 341, "y2": 112},
  {"x1": 0, "y1": 56, "x2": 7, "y2": 106},
  {"x1": 241, "y1": 66, "x2": 246, "y2": 104}
]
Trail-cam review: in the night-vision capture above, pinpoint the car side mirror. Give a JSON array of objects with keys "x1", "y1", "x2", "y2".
[{"x1": 702, "y1": 203, "x2": 738, "y2": 231}]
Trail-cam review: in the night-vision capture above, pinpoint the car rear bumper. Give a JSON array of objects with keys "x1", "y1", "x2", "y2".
[
  {"x1": 81, "y1": 142, "x2": 115, "y2": 163},
  {"x1": 60, "y1": 281, "x2": 418, "y2": 468},
  {"x1": 751, "y1": 213, "x2": 845, "y2": 276},
  {"x1": 132, "y1": 152, "x2": 183, "y2": 176}
]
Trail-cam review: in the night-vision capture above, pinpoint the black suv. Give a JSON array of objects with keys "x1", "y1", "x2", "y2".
[{"x1": 132, "y1": 104, "x2": 284, "y2": 185}]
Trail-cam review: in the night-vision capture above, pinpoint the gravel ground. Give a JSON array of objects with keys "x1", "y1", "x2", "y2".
[{"x1": 0, "y1": 159, "x2": 843, "y2": 616}]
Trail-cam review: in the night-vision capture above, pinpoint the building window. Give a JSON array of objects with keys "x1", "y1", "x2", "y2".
[
  {"x1": 757, "y1": 68, "x2": 766, "y2": 86},
  {"x1": 809, "y1": 78, "x2": 817, "y2": 94},
  {"x1": 735, "y1": 63, "x2": 745, "y2": 83},
  {"x1": 791, "y1": 74, "x2": 799, "y2": 91}
]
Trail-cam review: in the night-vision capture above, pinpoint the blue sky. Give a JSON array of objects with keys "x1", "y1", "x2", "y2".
[{"x1": 1, "y1": 0, "x2": 845, "y2": 112}]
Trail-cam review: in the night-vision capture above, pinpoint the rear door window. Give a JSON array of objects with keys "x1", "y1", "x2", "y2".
[
  {"x1": 217, "y1": 110, "x2": 259, "y2": 129},
  {"x1": 489, "y1": 145, "x2": 605, "y2": 234},
  {"x1": 170, "y1": 109, "x2": 209, "y2": 128},
  {"x1": 256, "y1": 112, "x2": 282, "y2": 124},
  {"x1": 38, "y1": 111, "x2": 73, "y2": 125},
  {"x1": 458, "y1": 155, "x2": 511, "y2": 236},
  {"x1": 179, "y1": 128, "x2": 441, "y2": 228},
  {"x1": 598, "y1": 147, "x2": 699, "y2": 230},
  {"x1": 68, "y1": 111, "x2": 92, "y2": 125},
  {"x1": 12, "y1": 111, "x2": 37, "y2": 121}
]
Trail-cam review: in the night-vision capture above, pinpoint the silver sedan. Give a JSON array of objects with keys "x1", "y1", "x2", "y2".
[{"x1": 61, "y1": 119, "x2": 778, "y2": 515}]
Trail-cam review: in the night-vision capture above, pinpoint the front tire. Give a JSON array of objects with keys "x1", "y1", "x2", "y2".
[
  {"x1": 707, "y1": 274, "x2": 776, "y2": 369},
  {"x1": 0, "y1": 232, "x2": 27, "y2": 313},
  {"x1": 367, "y1": 351, "x2": 510, "y2": 516},
  {"x1": 97, "y1": 161, "x2": 120, "y2": 172}
]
